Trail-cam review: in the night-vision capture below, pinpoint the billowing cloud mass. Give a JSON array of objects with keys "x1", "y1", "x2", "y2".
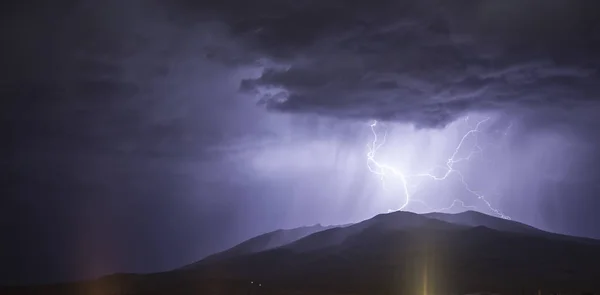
[{"x1": 181, "y1": 0, "x2": 600, "y2": 128}]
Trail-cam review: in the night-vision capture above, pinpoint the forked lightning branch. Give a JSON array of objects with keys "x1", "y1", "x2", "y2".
[{"x1": 366, "y1": 117, "x2": 511, "y2": 220}]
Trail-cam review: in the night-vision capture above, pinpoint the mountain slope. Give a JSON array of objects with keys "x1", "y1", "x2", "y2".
[
  {"x1": 184, "y1": 224, "x2": 332, "y2": 268},
  {"x1": 424, "y1": 210, "x2": 542, "y2": 234},
  {"x1": 425, "y1": 210, "x2": 600, "y2": 245},
  {"x1": 283, "y1": 211, "x2": 467, "y2": 253}
]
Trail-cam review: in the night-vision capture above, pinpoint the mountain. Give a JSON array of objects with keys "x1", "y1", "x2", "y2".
[
  {"x1": 426, "y1": 211, "x2": 600, "y2": 245},
  {"x1": 183, "y1": 224, "x2": 333, "y2": 268},
  {"x1": 5, "y1": 211, "x2": 600, "y2": 295},
  {"x1": 183, "y1": 210, "x2": 600, "y2": 294},
  {"x1": 424, "y1": 210, "x2": 542, "y2": 234},
  {"x1": 282, "y1": 211, "x2": 466, "y2": 253}
]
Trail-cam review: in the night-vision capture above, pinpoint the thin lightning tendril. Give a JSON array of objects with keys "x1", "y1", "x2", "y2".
[{"x1": 366, "y1": 117, "x2": 511, "y2": 220}]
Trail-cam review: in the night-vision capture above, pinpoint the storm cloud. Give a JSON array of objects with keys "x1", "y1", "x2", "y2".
[{"x1": 181, "y1": 0, "x2": 600, "y2": 127}]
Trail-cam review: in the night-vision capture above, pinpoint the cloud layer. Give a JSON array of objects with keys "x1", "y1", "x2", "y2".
[{"x1": 190, "y1": 0, "x2": 600, "y2": 127}]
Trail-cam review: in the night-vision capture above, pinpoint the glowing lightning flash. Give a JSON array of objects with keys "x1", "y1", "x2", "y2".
[{"x1": 366, "y1": 118, "x2": 511, "y2": 220}]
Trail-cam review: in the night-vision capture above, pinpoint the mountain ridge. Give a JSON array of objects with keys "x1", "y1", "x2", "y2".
[
  {"x1": 178, "y1": 210, "x2": 600, "y2": 293},
  {"x1": 191, "y1": 210, "x2": 599, "y2": 266},
  {"x1": 6, "y1": 210, "x2": 599, "y2": 294},
  {"x1": 182, "y1": 223, "x2": 335, "y2": 269}
]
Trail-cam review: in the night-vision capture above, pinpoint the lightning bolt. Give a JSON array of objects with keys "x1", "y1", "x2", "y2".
[{"x1": 366, "y1": 117, "x2": 511, "y2": 220}]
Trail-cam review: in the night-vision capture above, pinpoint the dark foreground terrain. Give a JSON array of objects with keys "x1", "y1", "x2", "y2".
[{"x1": 3, "y1": 211, "x2": 600, "y2": 295}]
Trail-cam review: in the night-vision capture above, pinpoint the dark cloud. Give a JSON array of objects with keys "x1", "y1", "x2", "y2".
[
  {"x1": 187, "y1": 0, "x2": 600, "y2": 127},
  {"x1": 1, "y1": 0, "x2": 254, "y2": 158}
]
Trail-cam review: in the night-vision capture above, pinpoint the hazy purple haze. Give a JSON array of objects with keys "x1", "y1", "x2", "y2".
[{"x1": 2, "y1": 0, "x2": 600, "y2": 284}]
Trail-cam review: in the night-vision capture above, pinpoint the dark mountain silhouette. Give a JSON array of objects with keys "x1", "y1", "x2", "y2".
[
  {"x1": 426, "y1": 211, "x2": 600, "y2": 245},
  {"x1": 183, "y1": 223, "x2": 333, "y2": 267},
  {"x1": 282, "y1": 211, "x2": 466, "y2": 253},
  {"x1": 5, "y1": 211, "x2": 600, "y2": 294},
  {"x1": 182, "y1": 210, "x2": 600, "y2": 294},
  {"x1": 424, "y1": 210, "x2": 542, "y2": 234}
]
